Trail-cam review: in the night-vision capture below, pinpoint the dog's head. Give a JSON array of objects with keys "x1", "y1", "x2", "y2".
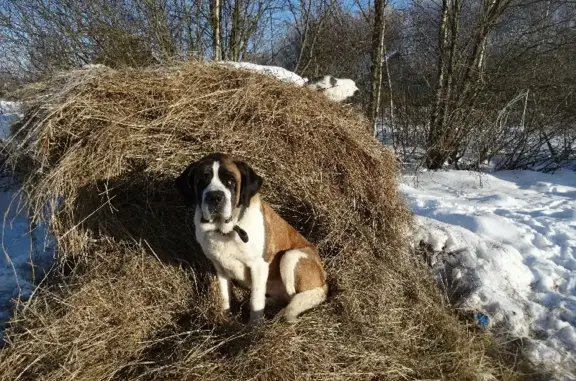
[{"x1": 175, "y1": 153, "x2": 263, "y2": 222}]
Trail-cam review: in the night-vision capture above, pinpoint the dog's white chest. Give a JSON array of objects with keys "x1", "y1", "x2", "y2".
[
  {"x1": 200, "y1": 234, "x2": 254, "y2": 281},
  {"x1": 195, "y1": 204, "x2": 266, "y2": 285}
]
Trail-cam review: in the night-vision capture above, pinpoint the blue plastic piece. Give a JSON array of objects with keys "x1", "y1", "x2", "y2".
[{"x1": 474, "y1": 312, "x2": 489, "y2": 327}]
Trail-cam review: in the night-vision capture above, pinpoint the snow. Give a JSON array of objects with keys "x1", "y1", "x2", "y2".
[
  {"x1": 0, "y1": 101, "x2": 20, "y2": 114},
  {"x1": 402, "y1": 169, "x2": 576, "y2": 377},
  {"x1": 304, "y1": 76, "x2": 359, "y2": 102},
  {"x1": 221, "y1": 62, "x2": 361, "y2": 103},
  {"x1": 0, "y1": 101, "x2": 53, "y2": 343},
  {"x1": 0, "y1": 101, "x2": 22, "y2": 140},
  {"x1": 220, "y1": 61, "x2": 307, "y2": 86}
]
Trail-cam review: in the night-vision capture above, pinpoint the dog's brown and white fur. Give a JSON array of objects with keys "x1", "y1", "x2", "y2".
[{"x1": 175, "y1": 153, "x2": 327, "y2": 324}]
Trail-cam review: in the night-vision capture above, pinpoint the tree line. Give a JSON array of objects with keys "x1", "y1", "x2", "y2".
[{"x1": 1, "y1": 0, "x2": 574, "y2": 171}]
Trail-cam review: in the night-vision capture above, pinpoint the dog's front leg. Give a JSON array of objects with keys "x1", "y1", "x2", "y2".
[
  {"x1": 215, "y1": 267, "x2": 232, "y2": 314},
  {"x1": 248, "y1": 259, "x2": 269, "y2": 325}
]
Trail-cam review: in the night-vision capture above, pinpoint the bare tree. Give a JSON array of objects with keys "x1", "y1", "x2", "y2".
[
  {"x1": 222, "y1": 0, "x2": 279, "y2": 61},
  {"x1": 211, "y1": 0, "x2": 223, "y2": 60},
  {"x1": 281, "y1": 0, "x2": 340, "y2": 75},
  {"x1": 0, "y1": 0, "x2": 280, "y2": 77},
  {"x1": 370, "y1": 0, "x2": 387, "y2": 135},
  {"x1": 425, "y1": 0, "x2": 513, "y2": 169}
]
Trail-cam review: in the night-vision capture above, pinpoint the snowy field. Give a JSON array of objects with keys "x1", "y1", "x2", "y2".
[
  {"x1": 402, "y1": 170, "x2": 576, "y2": 378},
  {"x1": 0, "y1": 101, "x2": 53, "y2": 343}
]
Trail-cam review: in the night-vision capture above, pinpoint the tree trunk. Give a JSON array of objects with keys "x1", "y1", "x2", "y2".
[
  {"x1": 195, "y1": 0, "x2": 204, "y2": 58},
  {"x1": 211, "y1": 0, "x2": 221, "y2": 60},
  {"x1": 384, "y1": 46, "x2": 395, "y2": 143},
  {"x1": 230, "y1": 0, "x2": 242, "y2": 61},
  {"x1": 426, "y1": 0, "x2": 459, "y2": 169},
  {"x1": 370, "y1": 0, "x2": 386, "y2": 136}
]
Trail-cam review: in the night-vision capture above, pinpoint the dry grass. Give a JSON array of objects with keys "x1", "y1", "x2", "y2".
[{"x1": 0, "y1": 62, "x2": 529, "y2": 380}]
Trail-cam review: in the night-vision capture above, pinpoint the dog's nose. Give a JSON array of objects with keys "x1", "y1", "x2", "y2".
[{"x1": 205, "y1": 190, "x2": 225, "y2": 205}]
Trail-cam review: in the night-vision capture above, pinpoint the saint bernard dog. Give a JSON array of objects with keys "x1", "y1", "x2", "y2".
[{"x1": 175, "y1": 153, "x2": 328, "y2": 324}]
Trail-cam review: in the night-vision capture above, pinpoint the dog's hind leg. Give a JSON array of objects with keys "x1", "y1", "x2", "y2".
[
  {"x1": 281, "y1": 286, "x2": 327, "y2": 322},
  {"x1": 279, "y1": 249, "x2": 327, "y2": 322}
]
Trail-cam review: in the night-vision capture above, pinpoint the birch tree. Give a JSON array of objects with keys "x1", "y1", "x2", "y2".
[{"x1": 369, "y1": 0, "x2": 387, "y2": 135}]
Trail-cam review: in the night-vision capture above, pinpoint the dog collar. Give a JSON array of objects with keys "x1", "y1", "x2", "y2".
[
  {"x1": 200, "y1": 217, "x2": 249, "y2": 243},
  {"x1": 232, "y1": 225, "x2": 249, "y2": 243}
]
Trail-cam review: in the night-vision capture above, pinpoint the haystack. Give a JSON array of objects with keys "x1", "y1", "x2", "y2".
[{"x1": 0, "y1": 62, "x2": 523, "y2": 380}]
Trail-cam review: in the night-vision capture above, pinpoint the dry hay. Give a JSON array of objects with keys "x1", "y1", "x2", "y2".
[{"x1": 0, "y1": 62, "x2": 527, "y2": 380}]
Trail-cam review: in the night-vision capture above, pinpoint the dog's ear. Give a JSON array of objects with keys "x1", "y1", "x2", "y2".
[
  {"x1": 235, "y1": 160, "x2": 262, "y2": 207},
  {"x1": 175, "y1": 161, "x2": 199, "y2": 207},
  {"x1": 329, "y1": 76, "x2": 337, "y2": 87}
]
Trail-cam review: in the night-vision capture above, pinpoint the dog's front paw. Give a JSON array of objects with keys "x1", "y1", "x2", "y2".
[
  {"x1": 215, "y1": 307, "x2": 233, "y2": 322},
  {"x1": 248, "y1": 309, "x2": 264, "y2": 326}
]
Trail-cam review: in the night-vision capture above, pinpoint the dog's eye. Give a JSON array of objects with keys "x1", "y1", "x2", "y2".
[
  {"x1": 226, "y1": 178, "x2": 235, "y2": 187},
  {"x1": 202, "y1": 171, "x2": 211, "y2": 182}
]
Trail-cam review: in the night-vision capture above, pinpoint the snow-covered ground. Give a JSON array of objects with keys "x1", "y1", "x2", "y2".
[
  {"x1": 401, "y1": 169, "x2": 576, "y2": 378},
  {"x1": 0, "y1": 101, "x2": 53, "y2": 343}
]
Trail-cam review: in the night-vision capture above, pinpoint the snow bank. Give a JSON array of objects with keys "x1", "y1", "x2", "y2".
[
  {"x1": 0, "y1": 101, "x2": 20, "y2": 114},
  {"x1": 221, "y1": 62, "x2": 360, "y2": 103},
  {"x1": 221, "y1": 61, "x2": 307, "y2": 86},
  {"x1": 0, "y1": 101, "x2": 22, "y2": 140},
  {"x1": 0, "y1": 101, "x2": 53, "y2": 342},
  {"x1": 401, "y1": 169, "x2": 576, "y2": 377},
  {"x1": 0, "y1": 188, "x2": 53, "y2": 337}
]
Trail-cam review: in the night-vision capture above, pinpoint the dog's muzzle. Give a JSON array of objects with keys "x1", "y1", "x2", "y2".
[{"x1": 204, "y1": 190, "x2": 226, "y2": 213}]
